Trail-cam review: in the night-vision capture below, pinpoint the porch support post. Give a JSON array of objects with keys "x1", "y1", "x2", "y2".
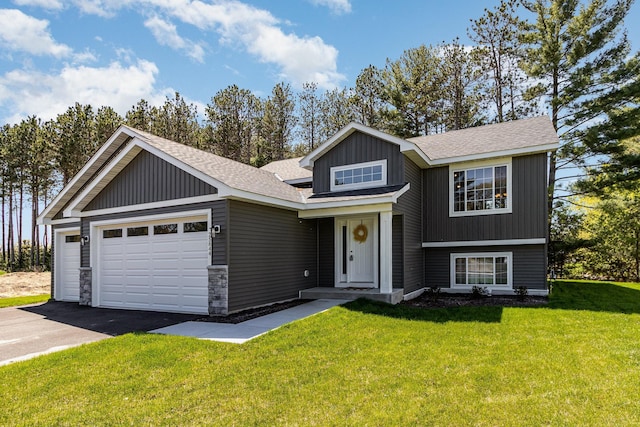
[{"x1": 379, "y1": 211, "x2": 393, "y2": 294}]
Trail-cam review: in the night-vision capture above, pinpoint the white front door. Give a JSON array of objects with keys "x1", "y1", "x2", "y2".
[{"x1": 336, "y1": 216, "x2": 378, "y2": 287}]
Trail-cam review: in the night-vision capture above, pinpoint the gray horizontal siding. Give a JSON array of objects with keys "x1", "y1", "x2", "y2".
[
  {"x1": 313, "y1": 131, "x2": 405, "y2": 193},
  {"x1": 227, "y1": 200, "x2": 317, "y2": 312},
  {"x1": 80, "y1": 201, "x2": 225, "y2": 268},
  {"x1": 394, "y1": 158, "x2": 423, "y2": 293},
  {"x1": 423, "y1": 154, "x2": 548, "y2": 242},
  {"x1": 424, "y1": 244, "x2": 546, "y2": 289},
  {"x1": 318, "y1": 218, "x2": 334, "y2": 287},
  {"x1": 84, "y1": 151, "x2": 217, "y2": 211}
]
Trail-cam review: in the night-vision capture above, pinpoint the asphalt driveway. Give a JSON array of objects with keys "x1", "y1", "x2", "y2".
[{"x1": 0, "y1": 301, "x2": 198, "y2": 366}]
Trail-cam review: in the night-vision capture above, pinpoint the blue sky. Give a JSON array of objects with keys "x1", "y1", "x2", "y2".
[{"x1": 0, "y1": 0, "x2": 639, "y2": 125}]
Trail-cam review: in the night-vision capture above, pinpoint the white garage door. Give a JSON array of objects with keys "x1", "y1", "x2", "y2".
[
  {"x1": 98, "y1": 217, "x2": 209, "y2": 314},
  {"x1": 56, "y1": 231, "x2": 81, "y2": 302}
]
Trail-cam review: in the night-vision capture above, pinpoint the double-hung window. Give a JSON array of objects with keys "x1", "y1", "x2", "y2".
[
  {"x1": 450, "y1": 160, "x2": 511, "y2": 216},
  {"x1": 451, "y1": 252, "x2": 512, "y2": 288}
]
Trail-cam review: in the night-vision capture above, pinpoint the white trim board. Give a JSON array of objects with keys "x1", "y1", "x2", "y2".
[
  {"x1": 76, "y1": 194, "x2": 220, "y2": 217},
  {"x1": 422, "y1": 238, "x2": 546, "y2": 248}
]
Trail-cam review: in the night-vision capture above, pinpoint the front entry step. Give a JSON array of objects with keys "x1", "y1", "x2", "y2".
[{"x1": 299, "y1": 287, "x2": 404, "y2": 305}]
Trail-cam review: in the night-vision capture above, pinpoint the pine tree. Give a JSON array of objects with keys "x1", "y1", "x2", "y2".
[{"x1": 519, "y1": 0, "x2": 635, "y2": 221}]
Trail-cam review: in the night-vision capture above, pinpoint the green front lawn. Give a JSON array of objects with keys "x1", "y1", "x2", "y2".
[
  {"x1": 0, "y1": 294, "x2": 50, "y2": 308},
  {"x1": 1, "y1": 280, "x2": 640, "y2": 425}
]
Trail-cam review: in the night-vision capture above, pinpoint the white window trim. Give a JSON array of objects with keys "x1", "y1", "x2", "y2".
[
  {"x1": 330, "y1": 159, "x2": 387, "y2": 192},
  {"x1": 450, "y1": 252, "x2": 513, "y2": 290},
  {"x1": 449, "y1": 157, "x2": 512, "y2": 217}
]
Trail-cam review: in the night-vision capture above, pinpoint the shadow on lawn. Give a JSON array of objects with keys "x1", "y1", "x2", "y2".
[
  {"x1": 343, "y1": 298, "x2": 505, "y2": 323},
  {"x1": 548, "y1": 280, "x2": 640, "y2": 314},
  {"x1": 343, "y1": 281, "x2": 640, "y2": 323}
]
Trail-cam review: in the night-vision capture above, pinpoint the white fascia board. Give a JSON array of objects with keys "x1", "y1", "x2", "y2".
[
  {"x1": 76, "y1": 194, "x2": 221, "y2": 217},
  {"x1": 298, "y1": 202, "x2": 394, "y2": 219},
  {"x1": 48, "y1": 217, "x2": 81, "y2": 226},
  {"x1": 64, "y1": 142, "x2": 143, "y2": 217},
  {"x1": 297, "y1": 184, "x2": 409, "y2": 217},
  {"x1": 64, "y1": 137, "x2": 235, "y2": 218},
  {"x1": 38, "y1": 126, "x2": 137, "y2": 223},
  {"x1": 428, "y1": 143, "x2": 559, "y2": 166},
  {"x1": 421, "y1": 238, "x2": 546, "y2": 248},
  {"x1": 300, "y1": 122, "x2": 424, "y2": 169}
]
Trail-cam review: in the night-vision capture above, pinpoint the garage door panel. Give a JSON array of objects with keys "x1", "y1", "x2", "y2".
[{"x1": 98, "y1": 217, "x2": 209, "y2": 314}]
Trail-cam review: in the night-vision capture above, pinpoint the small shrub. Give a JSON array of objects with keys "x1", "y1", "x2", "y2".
[
  {"x1": 471, "y1": 286, "x2": 490, "y2": 299},
  {"x1": 425, "y1": 286, "x2": 441, "y2": 300},
  {"x1": 514, "y1": 286, "x2": 528, "y2": 300}
]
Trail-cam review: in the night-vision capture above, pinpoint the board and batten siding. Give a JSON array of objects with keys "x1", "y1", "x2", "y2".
[
  {"x1": 84, "y1": 151, "x2": 217, "y2": 211},
  {"x1": 312, "y1": 132, "x2": 405, "y2": 193},
  {"x1": 80, "y1": 201, "x2": 226, "y2": 268},
  {"x1": 227, "y1": 200, "x2": 317, "y2": 312},
  {"x1": 394, "y1": 158, "x2": 423, "y2": 293},
  {"x1": 424, "y1": 244, "x2": 546, "y2": 289},
  {"x1": 423, "y1": 154, "x2": 548, "y2": 242}
]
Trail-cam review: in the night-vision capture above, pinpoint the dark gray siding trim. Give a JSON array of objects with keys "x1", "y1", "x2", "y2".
[
  {"x1": 80, "y1": 201, "x2": 226, "y2": 268},
  {"x1": 423, "y1": 154, "x2": 547, "y2": 242},
  {"x1": 227, "y1": 200, "x2": 317, "y2": 312},
  {"x1": 318, "y1": 218, "x2": 335, "y2": 287},
  {"x1": 84, "y1": 150, "x2": 217, "y2": 211},
  {"x1": 313, "y1": 131, "x2": 405, "y2": 193},
  {"x1": 424, "y1": 244, "x2": 546, "y2": 290},
  {"x1": 394, "y1": 158, "x2": 423, "y2": 293}
]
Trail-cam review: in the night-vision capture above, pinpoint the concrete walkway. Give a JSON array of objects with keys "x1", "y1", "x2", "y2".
[{"x1": 151, "y1": 299, "x2": 349, "y2": 344}]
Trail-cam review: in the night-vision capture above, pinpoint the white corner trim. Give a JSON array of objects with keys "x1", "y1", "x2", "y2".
[
  {"x1": 422, "y1": 238, "x2": 546, "y2": 248},
  {"x1": 75, "y1": 194, "x2": 221, "y2": 217}
]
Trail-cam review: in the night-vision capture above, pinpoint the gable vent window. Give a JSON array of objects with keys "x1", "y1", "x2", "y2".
[
  {"x1": 127, "y1": 226, "x2": 149, "y2": 237},
  {"x1": 330, "y1": 160, "x2": 387, "y2": 192},
  {"x1": 103, "y1": 229, "x2": 122, "y2": 239},
  {"x1": 184, "y1": 221, "x2": 208, "y2": 233}
]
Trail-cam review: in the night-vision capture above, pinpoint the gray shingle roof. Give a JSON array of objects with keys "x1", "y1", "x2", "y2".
[
  {"x1": 260, "y1": 157, "x2": 313, "y2": 181},
  {"x1": 126, "y1": 126, "x2": 305, "y2": 204},
  {"x1": 408, "y1": 116, "x2": 558, "y2": 161}
]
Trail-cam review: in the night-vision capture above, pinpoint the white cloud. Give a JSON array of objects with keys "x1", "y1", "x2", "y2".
[
  {"x1": 12, "y1": 0, "x2": 64, "y2": 10},
  {"x1": 144, "y1": 15, "x2": 205, "y2": 63},
  {"x1": 0, "y1": 9, "x2": 72, "y2": 57},
  {"x1": 0, "y1": 60, "x2": 168, "y2": 123},
  {"x1": 158, "y1": 0, "x2": 345, "y2": 88},
  {"x1": 309, "y1": 0, "x2": 351, "y2": 15},
  {"x1": 44, "y1": 0, "x2": 345, "y2": 89}
]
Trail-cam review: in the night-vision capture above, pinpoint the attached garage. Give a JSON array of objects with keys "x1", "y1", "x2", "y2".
[
  {"x1": 94, "y1": 215, "x2": 210, "y2": 314},
  {"x1": 54, "y1": 229, "x2": 81, "y2": 302}
]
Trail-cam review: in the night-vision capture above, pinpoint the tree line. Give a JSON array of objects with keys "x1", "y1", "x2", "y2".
[{"x1": 1, "y1": 0, "x2": 638, "y2": 278}]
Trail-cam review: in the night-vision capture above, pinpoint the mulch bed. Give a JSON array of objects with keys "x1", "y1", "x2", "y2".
[{"x1": 401, "y1": 293, "x2": 548, "y2": 309}]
